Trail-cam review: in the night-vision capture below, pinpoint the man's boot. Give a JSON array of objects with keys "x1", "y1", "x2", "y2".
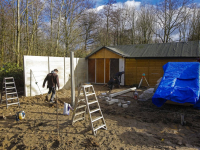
[{"x1": 46, "y1": 95, "x2": 49, "y2": 101}]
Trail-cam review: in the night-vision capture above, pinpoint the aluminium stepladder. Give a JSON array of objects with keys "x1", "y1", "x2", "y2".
[
  {"x1": 1, "y1": 77, "x2": 20, "y2": 109},
  {"x1": 72, "y1": 85, "x2": 107, "y2": 136}
]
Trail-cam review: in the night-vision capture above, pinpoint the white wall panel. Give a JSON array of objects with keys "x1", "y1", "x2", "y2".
[{"x1": 24, "y1": 56, "x2": 88, "y2": 96}]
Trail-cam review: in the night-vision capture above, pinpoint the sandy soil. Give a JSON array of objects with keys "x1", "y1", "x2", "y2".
[{"x1": 0, "y1": 85, "x2": 200, "y2": 150}]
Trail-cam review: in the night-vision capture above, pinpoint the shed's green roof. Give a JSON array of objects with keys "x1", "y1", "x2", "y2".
[{"x1": 86, "y1": 41, "x2": 200, "y2": 58}]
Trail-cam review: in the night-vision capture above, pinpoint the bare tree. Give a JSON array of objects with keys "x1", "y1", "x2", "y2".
[
  {"x1": 55, "y1": 0, "x2": 64, "y2": 56},
  {"x1": 188, "y1": 4, "x2": 200, "y2": 41},
  {"x1": 125, "y1": 5, "x2": 137, "y2": 44},
  {"x1": 110, "y1": 7, "x2": 122, "y2": 45},
  {"x1": 62, "y1": 0, "x2": 94, "y2": 56},
  {"x1": 102, "y1": 0, "x2": 116, "y2": 45},
  {"x1": 136, "y1": 4, "x2": 155, "y2": 44},
  {"x1": 178, "y1": 6, "x2": 190, "y2": 41},
  {"x1": 154, "y1": 0, "x2": 192, "y2": 43},
  {"x1": 80, "y1": 10, "x2": 99, "y2": 50},
  {"x1": 16, "y1": 0, "x2": 20, "y2": 66}
]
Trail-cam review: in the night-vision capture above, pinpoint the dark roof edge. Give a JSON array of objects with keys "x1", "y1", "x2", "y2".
[
  {"x1": 85, "y1": 46, "x2": 104, "y2": 59},
  {"x1": 85, "y1": 46, "x2": 125, "y2": 59},
  {"x1": 124, "y1": 56, "x2": 200, "y2": 59}
]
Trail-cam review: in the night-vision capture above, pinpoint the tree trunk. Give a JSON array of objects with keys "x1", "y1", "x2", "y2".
[
  {"x1": 50, "y1": 0, "x2": 53, "y2": 56},
  {"x1": 55, "y1": 0, "x2": 64, "y2": 56},
  {"x1": 26, "y1": 0, "x2": 29, "y2": 55},
  {"x1": 17, "y1": 0, "x2": 20, "y2": 66}
]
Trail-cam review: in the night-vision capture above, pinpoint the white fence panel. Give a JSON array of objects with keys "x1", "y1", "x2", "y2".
[{"x1": 24, "y1": 56, "x2": 88, "y2": 96}]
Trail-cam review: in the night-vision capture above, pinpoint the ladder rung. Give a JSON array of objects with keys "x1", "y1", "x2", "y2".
[
  {"x1": 79, "y1": 93, "x2": 88, "y2": 96},
  {"x1": 90, "y1": 108, "x2": 100, "y2": 113},
  {"x1": 78, "y1": 99, "x2": 85, "y2": 102},
  {"x1": 86, "y1": 93, "x2": 95, "y2": 96},
  {"x1": 6, "y1": 92, "x2": 17, "y2": 95},
  {"x1": 77, "y1": 105, "x2": 86, "y2": 109},
  {"x1": 73, "y1": 117, "x2": 85, "y2": 123},
  {"x1": 75, "y1": 111, "x2": 85, "y2": 116},
  {"x1": 82, "y1": 85, "x2": 92, "y2": 88},
  {"x1": 5, "y1": 82, "x2": 14, "y2": 84},
  {"x1": 7, "y1": 97, "x2": 18, "y2": 100},
  {"x1": 3, "y1": 87, "x2": 15, "y2": 89},
  {"x1": 4, "y1": 77, "x2": 14, "y2": 79},
  {"x1": 92, "y1": 116, "x2": 103, "y2": 123},
  {"x1": 7, "y1": 102, "x2": 19, "y2": 106},
  {"x1": 88, "y1": 100, "x2": 98, "y2": 105},
  {"x1": 94, "y1": 124, "x2": 106, "y2": 131}
]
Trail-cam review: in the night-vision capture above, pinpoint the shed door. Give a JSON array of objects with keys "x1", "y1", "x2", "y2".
[
  {"x1": 96, "y1": 59, "x2": 104, "y2": 83},
  {"x1": 88, "y1": 59, "x2": 95, "y2": 82},
  {"x1": 110, "y1": 59, "x2": 119, "y2": 78}
]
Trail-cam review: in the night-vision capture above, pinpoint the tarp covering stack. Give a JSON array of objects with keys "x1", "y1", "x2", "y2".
[{"x1": 152, "y1": 62, "x2": 200, "y2": 109}]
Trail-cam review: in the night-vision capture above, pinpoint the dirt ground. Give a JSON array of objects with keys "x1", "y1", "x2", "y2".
[{"x1": 0, "y1": 85, "x2": 200, "y2": 150}]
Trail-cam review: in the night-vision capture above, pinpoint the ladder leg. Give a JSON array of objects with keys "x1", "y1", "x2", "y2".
[
  {"x1": 13, "y1": 78, "x2": 20, "y2": 107},
  {"x1": 1, "y1": 78, "x2": 3, "y2": 104},
  {"x1": 92, "y1": 85, "x2": 107, "y2": 125},
  {"x1": 91, "y1": 85, "x2": 107, "y2": 135},
  {"x1": 72, "y1": 87, "x2": 86, "y2": 125},
  {"x1": 138, "y1": 78, "x2": 143, "y2": 88},
  {"x1": 83, "y1": 87, "x2": 94, "y2": 134},
  {"x1": 71, "y1": 87, "x2": 80, "y2": 125},
  {"x1": 72, "y1": 85, "x2": 107, "y2": 136},
  {"x1": 5, "y1": 80, "x2": 8, "y2": 109},
  {"x1": 144, "y1": 77, "x2": 150, "y2": 87}
]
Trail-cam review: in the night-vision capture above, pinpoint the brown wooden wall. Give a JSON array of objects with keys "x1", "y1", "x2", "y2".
[
  {"x1": 96, "y1": 59, "x2": 104, "y2": 83},
  {"x1": 88, "y1": 59, "x2": 95, "y2": 82},
  {"x1": 88, "y1": 48, "x2": 122, "y2": 83},
  {"x1": 88, "y1": 58, "x2": 111, "y2": 83},
  {"x1": 125, "y1": 58, "x2": 196, "y2": 86},
  {"x1": 105, "y1": 59, "x2": 110, "y2": 83}
]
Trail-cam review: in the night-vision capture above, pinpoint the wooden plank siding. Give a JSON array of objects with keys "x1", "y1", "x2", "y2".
[
  {"x1": 88, "y1": 59, "x2": 95, "y2": 82},
  {"x1": 125, "y1": 58, "x2": 196, "y2": 86},
  {"x1": 96, "y1": 59, "x2": 104, "y2": 83},
  {"x1": 105, "y1": 59, "x2": 110, "y2": 83}
]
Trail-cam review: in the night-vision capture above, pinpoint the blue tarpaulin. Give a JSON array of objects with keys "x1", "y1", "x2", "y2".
[{"x1": 152, "y1": 62, "x2": 200, "y2": 109}]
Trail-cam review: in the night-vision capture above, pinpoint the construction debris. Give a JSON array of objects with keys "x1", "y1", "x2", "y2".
[
  {"x1": 105, "y1": 97, "x2": 110, "y2": 101},
  {"x1": 109, "y1": 87, "x2": 136, "y2": 98},
  {"x1": 101, "y1": 93, "x2": 107, "y2": 96},
  {"x1": 106, "y1": 99, "x2": 119, "y2": 105},
  {"x1": 106, "y1": 100, "x2": 115, "y2": 105},
  {"x1": 138, "y1": 88, "x2": 154, "y2": 101},
  {"x1": 154, "y1": 77, "x2": 162, "y2": 92},
  {"x1": 122, "y1": 104, "x2": 128, "y2": 108}
]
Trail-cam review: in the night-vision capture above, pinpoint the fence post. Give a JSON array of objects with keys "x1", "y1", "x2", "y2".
[
  {"x1": 70, "y1": 51, "x2": 75, "y2": 107},
  {"x1": 30, "y1": 69, "x2": 32, "y2": 96},
  {"x1": 48, "y1": 56, "x2": 50, "y2": 73},
  {"x1": 64, "y1": 57, "x2": 65, "y2": 85}
]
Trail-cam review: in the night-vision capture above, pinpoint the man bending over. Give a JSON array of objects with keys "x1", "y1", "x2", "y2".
[{"x1": 43, "y1": 69, "x2": 60, "y2": 103}]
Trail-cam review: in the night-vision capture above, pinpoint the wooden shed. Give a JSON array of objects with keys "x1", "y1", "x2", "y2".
[{"x1": 86, "y1": 41, "x2": 200, "y2": 86}]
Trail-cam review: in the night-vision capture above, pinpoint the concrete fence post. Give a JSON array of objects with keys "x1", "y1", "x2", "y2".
[
  {"x1": 70, "y1": 51, "x2": 75, "y2": 106},
  {"x1": 30, "y1": 69, "x2": 32, "y2": 96},
  {"x1": 48, "y1": 56, "x2": 50, "y2": 73}
]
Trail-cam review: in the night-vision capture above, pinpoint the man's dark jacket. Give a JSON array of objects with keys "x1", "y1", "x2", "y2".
[{"x1": 43, "y1": 71, "x2": 59, "y2": 89}]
